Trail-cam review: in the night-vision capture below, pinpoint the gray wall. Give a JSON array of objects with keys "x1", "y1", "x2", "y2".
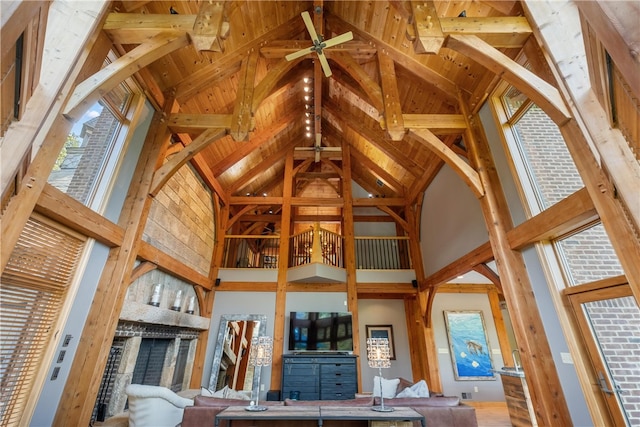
[
  {"x1": 357, "y1": 299, "x2": 413, "y2": 392},
  {"x1": 205, "y1": 292, "x2": 278, "y2": 398}
]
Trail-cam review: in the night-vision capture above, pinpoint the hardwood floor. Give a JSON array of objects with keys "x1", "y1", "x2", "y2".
[{"x1": 470, "y1": 402, "x2": 512, "y2": 427}]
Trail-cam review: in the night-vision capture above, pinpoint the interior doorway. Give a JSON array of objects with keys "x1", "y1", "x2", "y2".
[{"x1": 566, "y1": 280, "x2": 639, "y2": 426}]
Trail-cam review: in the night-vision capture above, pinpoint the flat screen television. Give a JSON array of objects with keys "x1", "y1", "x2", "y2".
[{"x1": 288, "y1": 311, "x2": 353, "y2": 352}]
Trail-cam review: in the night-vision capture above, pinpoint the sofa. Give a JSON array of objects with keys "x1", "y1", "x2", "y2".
[
  {"x1": 125, "y1": 384, "x2": 194, "y2": 427},
  {"x1": 180, "y1": 394, "x2": 477, "y2": 427}
]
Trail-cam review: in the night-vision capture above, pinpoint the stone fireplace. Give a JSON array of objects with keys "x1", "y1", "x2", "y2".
[{"x1": 92, "y1": 269, "x2": 209, "y2": 421}]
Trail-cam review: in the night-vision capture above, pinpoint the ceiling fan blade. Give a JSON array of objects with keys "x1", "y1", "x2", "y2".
[
  {"x1": 285, "y1": 47, "x2": 314, "y2": 61},
  {"x1": 322, "y1": 147, "x2": 342, "y2": 151},
  {"x1": 322, "y1": 31, "x2": 353, "y2": 49},
  {"x1": 301, "y1": 11, "x2": 320, "y2": 42},
  {"x1": 317, "y1": 51, "x2": 332, "y2": 77},
  {"x1": 315, "y1": 133, "x2": 322, "y2": 148},
  {"x1": 315, "y1": 149, "x2": 320, "y2": 163}
]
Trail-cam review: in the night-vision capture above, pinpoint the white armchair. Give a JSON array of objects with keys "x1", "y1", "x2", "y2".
[{"x1": 125, "y1": 384, "x2": 194, "y2": 427}]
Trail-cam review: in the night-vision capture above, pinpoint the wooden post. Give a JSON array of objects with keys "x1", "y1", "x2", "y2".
[
  {"x1": 460, "y1": 93, "x2": 572, "y2": 426},
  {"x1": 341, "y1": 143, "x2": 362, "y2": 390},
  {"x1": 270, "y1": 151, "x2": 294, "y2": 390},
  {"x1": 53, "y1": 95, "x2": 178, "y2": 426}
]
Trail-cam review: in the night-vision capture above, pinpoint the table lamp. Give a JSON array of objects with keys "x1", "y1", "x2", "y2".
[
  {"x1": 367, "y1": 337, "x2": 393, "y2": 412},
  {"x1": 246, "y1": 336, "x2": 272, "y2": 411}
]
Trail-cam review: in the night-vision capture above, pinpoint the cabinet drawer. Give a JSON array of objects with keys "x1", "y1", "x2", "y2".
[
  {"x1": 320, "y1": 387, "x2": 357, "y2": 400},
  {"x1": 284, "y1": 364, "x2": 319, "y2": 376},
  {"x1": 322, "y1": 363, "x2": 353, "y2": 373}
]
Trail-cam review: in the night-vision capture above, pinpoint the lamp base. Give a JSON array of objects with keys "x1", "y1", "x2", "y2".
[
  {"x1": 371, "y1": 406, "x2": 394, "y2": 412},
  {"x1": 245, "y1": 405, "x2": 268, "y2": 412}
]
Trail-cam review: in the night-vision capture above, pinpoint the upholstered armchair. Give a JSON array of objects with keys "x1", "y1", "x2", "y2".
[{"x1": 125, "y1": 384, "x2": 194, "y2": 427}]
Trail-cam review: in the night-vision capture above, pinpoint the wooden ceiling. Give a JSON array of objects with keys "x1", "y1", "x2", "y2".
[{"x1": 107, "y1": 0, "x2": 528, "y2": 234}]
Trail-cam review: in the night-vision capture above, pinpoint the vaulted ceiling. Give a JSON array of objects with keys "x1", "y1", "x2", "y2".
[{"x1": 104, "y1": 0, "x2": 530, "y2": 234}]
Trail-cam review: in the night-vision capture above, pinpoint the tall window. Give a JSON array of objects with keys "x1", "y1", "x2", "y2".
[
  {"x1": 48, "y1": 54, "x2": 134, "y2": 211},
  {"x1": 499, "y1": 85, "x2": 584, "y2": 215}
]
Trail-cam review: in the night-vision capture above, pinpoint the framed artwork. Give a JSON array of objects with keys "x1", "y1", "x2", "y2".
[
  {"x1": 443, "y1": 311, "x2": 495, "y2": 381},
  {"x1": 366, "y1": 325, "x2": 396, "y2": 360}
]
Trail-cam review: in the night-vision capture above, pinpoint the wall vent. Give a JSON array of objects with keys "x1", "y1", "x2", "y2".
[{"x1": 461, "y1": 392, "x2": 472, "y2": 399}]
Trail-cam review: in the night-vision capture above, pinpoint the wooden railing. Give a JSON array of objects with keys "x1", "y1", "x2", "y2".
[
  {"x1": 354, "y1": 236, "x2": 411, "y2": 269},
  {"x1": 221, "y1": 235, "x2": 280, "y2": 269},
  {"x1": 222, "y1": 227, "x2": 411, "y2": 270}
]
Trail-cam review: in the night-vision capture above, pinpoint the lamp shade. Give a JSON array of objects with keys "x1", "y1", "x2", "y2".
[
  {"x1": 367, "y1": 337, "x2": 391, "y2": 369},
  {"x1": 249, "y1": 336, "x2": 273, "y2": 367}
]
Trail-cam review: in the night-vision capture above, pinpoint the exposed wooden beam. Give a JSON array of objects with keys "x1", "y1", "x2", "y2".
[
  {"x1": 378, "y1": 51, "x2": 406, "y2": 141},
  {"x1": 64, "y1": 32, "x2": 189, "y2": 121},
  {"x1": 35, "y1": 184, "x2": 124, "y2": 248},
  {"x1": 440, "y1": 17, "x2": 532, "y2": 49},
  {"x1": 445, "y1": 34, "x2": 572, "y2": 125},
  {"x1": 410, "y1": 1, "x2": 445, "y2": 54},
  {"x1": 409, "y1": 128, "x2": 484, "y2": 198},
  {"x1": 167, "y1": 114, "x2": 234, "y2": 133},
  {"x1": 400, "y1": 114, "x2": 466, "y2": 133},
  {"x1": 138, "y1": 241, "x2": 211, "y2": 289},
  {"x1": 174, "y1": 14, "x2": 305, "y2": 101},
  {"x1": 103, "y1": 13, "x2": 195, "y2": 44},
  {"x1": 212, "y1": 111, "x2": 298, "y2": 176},
  {"x1": 150, "y1": 128, "x2": 227, "y2": 196},
  {"x1": 252, "y1": 57, "x2": 304, "y2": 112},
  {"x1": 324, "y1": 102, "x2": 425, "y2": 178},
  {"x1": 327, "y1": 52, "x2": 385, "y2": 112},
  {"x1": 192, "y1": 1, "x2": 228, "y2": 52},
  {"x1": 325, "y1": 13, "x2": 461, "y2": 102},
  {"x1": 377, "y1": 205, "x2": 409, "y2": 232},
  {"x1": 230, "y1": 50, "x2": 259, "y2": 141},
  {"x1": 227, "y1": 137, "x2": 301, "y2": 193}
]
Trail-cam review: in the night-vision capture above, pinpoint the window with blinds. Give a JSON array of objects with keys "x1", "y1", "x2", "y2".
[{"x1": 0, "y1": 215, "x2": 85, "y2": 426}]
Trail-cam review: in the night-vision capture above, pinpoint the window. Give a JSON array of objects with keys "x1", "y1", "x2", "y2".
[
  {"x1": 499, "y1": 84, "x2": 584, "y2": 215},
  {"x1": 0, "y1": 215, "x2": 85, "y2": 426},
  {"x1": 554, "y1": 223, "x2": 624, "y2": 286},
  {"x1": 48, "y1": 53, "x2": 134, "y2": 210}
]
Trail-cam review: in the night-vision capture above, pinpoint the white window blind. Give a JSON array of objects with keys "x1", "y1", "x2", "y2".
[{"x1": 0, "y1": 216, "x2": 85, "y2": 426}]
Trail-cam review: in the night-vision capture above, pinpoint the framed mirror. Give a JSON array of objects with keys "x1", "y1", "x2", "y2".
[{"x1": 208, "y1": 314, "x2": 267, "y2": 393}]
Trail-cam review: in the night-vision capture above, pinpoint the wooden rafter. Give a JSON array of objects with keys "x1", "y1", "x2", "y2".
[
  {"x1": 409, "y1": 128, "x2": 484, "y2": 198},
  {"x1": 150, "y1": 128, "x2": 227, "y2": 196},
  {"x1": 230, "y1": 50, "x2": 259, "y2": 141},
  {"x1": 64, "y1": 32, "x2": 189, "y2": 121}
]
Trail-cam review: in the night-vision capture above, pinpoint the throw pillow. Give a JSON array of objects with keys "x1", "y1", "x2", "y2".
[
  {"x1": 372, "y1": 376, "x2": 400, "y2": 398},
  {"x1": 200, "y1": 387, "x2": 216, "y2": 397},
  {"x1": 396, "y1": 379, "x2": 430, "y2": 398}
]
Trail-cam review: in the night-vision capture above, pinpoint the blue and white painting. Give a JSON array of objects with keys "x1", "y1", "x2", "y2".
[{"x1": 444, "y1": 311, "x2": 495, "y2": 380}]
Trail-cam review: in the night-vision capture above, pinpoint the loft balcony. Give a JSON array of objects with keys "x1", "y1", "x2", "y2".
[{"x1": 219, "y1": 224, "x2": 416, "y2": 284}]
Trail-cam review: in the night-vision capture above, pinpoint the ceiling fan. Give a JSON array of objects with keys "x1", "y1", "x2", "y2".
[
  {"x1": 285, "y1": 10, "x2": 353, "y2": 77},
  {"x1": 296, "y1": 133, "x2": 342, "y2": 163}
]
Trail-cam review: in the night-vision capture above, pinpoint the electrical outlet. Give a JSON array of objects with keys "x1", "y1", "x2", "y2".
[
  {"x1": 473, "y1": 386, "x2": 478, "y2": 393},
  {"x1": 261, "y1": 384, "x2": 265, "y2": 391}
]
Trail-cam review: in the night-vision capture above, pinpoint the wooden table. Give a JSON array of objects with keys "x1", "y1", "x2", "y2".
[
  {"x1": 215, "y1": 406, "x2": 320, "y2": 426},
  {"x1": 320, "y1": 406, "x2": 425, "y2": 427},
  {"x1": 214, "y1": 405, "x2": 425, "y2": 427}
]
